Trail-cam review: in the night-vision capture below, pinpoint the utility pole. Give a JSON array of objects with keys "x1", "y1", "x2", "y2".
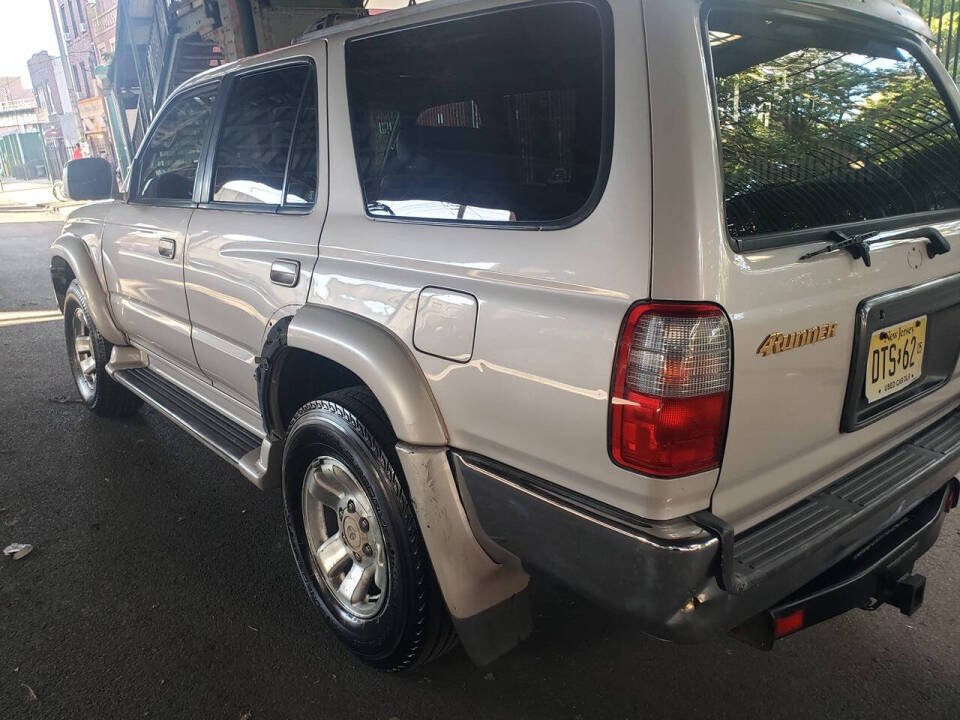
[{"x1": 48, "y1": 0, "x2": 83, "y2": 152}]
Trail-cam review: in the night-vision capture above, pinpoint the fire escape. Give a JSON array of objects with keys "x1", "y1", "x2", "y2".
[{"x1": 109, "y1": 1, "x2": 224, "y2": 160}]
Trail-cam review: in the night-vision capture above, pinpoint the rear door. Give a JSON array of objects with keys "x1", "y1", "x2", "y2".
[
  {"x1": 102, "y1": 83, "x2": 218, "y2": 372},
  {"x1": 707, "y1": 8, "x2": 960, "y2": 529},
  {"x1": 184, "y1": 55, "x2": 325, "y2": 407},
  {"x1": 647, "y1": 3, "x2": 960, "y2": 531}
]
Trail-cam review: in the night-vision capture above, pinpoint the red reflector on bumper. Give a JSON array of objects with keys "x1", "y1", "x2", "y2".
[{"x1": 773, "y1": 609, "x2": 805, "y2": 638}]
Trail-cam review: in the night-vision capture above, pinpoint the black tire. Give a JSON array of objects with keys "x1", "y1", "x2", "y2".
[
  {"x1": 282, "y1": 387, "x2": 456, "y2": 671},
  {"x1": 63, "y1": 280, "x2": 142, "y2": 417}
]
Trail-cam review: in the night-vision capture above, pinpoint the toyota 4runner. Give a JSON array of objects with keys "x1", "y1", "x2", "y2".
[{"x1": 51, "y1": 0, "x2": 960, "y2": 670}]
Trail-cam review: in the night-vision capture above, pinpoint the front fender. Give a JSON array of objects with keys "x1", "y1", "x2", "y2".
[
  {"x1": 286, "y1": 304, "x2": 447, "y2": 446},
  {"x1": 50, "y1": 234, "x2": 126, "y2": 346}
]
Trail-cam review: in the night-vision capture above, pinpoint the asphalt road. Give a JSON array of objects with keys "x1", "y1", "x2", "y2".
[{"x1": 1, "y1": 219, "x2": 959, "y2": 720}]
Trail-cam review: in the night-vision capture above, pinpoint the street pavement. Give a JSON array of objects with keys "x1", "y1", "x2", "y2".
[
  {"x1": 1, "y1": 218, "x2": 959, "y2": 719},
  {"x1": 0, "y1": 180, "x2": 83, "y2": 223}
]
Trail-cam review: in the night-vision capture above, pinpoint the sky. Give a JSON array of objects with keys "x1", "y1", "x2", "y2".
[{"x1": 0, "y1": 0, "x2": 60, "y2": 88}]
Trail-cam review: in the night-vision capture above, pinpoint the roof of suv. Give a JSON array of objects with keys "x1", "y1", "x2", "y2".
[
  {"x1": 794, "y1": 0, "x2": 931, "y2": 38},
  {"x1": 176, "y1": 0, "x2": 932, "y2": 94}
]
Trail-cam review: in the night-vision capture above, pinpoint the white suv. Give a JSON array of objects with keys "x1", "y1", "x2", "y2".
[{"x1": 51, "y1": 0, "x2": 960, "y2": 670}]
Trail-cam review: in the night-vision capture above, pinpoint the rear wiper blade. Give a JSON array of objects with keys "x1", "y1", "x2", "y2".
[
  {"x1": 799, "y1": 226, "x2": 951, "y2": 267},
  {"x1": 799, "y1": 230, "x2": 876, "y2": 266}
]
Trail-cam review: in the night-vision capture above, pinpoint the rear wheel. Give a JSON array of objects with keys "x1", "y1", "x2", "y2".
[
  {"x1": 282, "y1": 387, "x2": 456, "y2": 671},
  {"x1": 63, "y1": 280, "x2": 142, "y2": 417}
]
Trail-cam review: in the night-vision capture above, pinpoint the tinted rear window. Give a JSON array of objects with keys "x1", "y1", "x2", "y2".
[
  {"x1": 345, "y1": 1, "x2": 609, "y2": 226},
  {"x1": 708, "y1": 11, "x2": 960, "y2": 239},
  {"x1": 211, "y1": 65, "x2": 309, "y2": 205}
]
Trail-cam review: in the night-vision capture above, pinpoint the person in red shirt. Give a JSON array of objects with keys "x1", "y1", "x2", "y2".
[{"x1": 72, "y1": 144, "x2": 82, "y2": 160}]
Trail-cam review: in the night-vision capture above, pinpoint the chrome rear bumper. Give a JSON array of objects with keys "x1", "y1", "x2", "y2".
[{"x1": 453, "y1": 407, "x2": 960, "y2": 641}]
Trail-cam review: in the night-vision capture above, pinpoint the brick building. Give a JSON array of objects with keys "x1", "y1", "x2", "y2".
[
  {"x1": 0, "y1": 77, "x2": 34, "y2": 104},
  {"x1": 49, "y1": 0, "x2": 118, "y2": 162},
  {"x1": 27, "y1": 51, "x2": 80, "y2": 177}
]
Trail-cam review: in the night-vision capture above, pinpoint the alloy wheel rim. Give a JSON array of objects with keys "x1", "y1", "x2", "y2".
[
  {"x1": 301, "y1": 456, "x2": 388, "y2": 619},
  {"x1": 71, "y1": 307, "x2": 96, "y2": 400}
]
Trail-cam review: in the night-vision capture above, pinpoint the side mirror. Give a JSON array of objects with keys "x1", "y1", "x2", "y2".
[{"x1": 62, "y1": 158, "x2": 116, "y2": 201}]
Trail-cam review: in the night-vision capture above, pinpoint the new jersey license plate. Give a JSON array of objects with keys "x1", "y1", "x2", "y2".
[{"x1": 865, "y1": 315, "x2": 927, "y2": 403}]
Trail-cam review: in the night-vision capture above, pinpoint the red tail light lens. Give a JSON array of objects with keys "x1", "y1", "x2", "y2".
[
  {"x1": 773, "y1": 609, "x2": 806, "y2": 638},
  {"x1": 610, "y1": 302, "x2": 732, "y2": 478}
]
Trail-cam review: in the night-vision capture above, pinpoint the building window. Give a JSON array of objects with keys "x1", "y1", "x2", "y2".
[
  {"x1": 72, "y1": 64, "x2": 82, "y2": 98},
  {"x1": 59, "y1": 4, "x2": 70, "y2": 37},
  {"x1": 66, "y1": 0, "x2": 77, "y2": 36},
  {"x1": 79, "y1": 61, "x2": 90, "y2": 98}
]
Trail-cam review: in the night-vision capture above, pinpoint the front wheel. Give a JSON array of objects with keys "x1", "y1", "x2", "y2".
[
  {"x1": 62, "y1": 280, "x2": 142, "y2": 417},
  {"x1": 282, "y1": 388, "x2": 455, "y2": 671}
]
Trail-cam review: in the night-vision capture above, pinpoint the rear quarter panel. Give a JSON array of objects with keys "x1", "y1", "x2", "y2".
[{"x1": 305, "y1": 0, "x2": 720, "y2": 519}]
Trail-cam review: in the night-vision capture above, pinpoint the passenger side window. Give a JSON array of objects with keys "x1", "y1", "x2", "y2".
[
  {"x1": 345, "y1": 1, "x2": 609, "y2": 225},
  {"x1": 136, "y1": 86, "x2": 218, "y2": 202},
  {"x1": 211, "y1": 65, "x2": 313, "y2": 205}
]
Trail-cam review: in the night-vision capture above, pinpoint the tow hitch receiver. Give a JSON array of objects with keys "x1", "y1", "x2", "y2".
[
  {"x1": 879, "y1": 573, "x2": 926, "y2": 616},
  {"x1": 733, "y1": 481, "x2": 955, "y2": 650}
]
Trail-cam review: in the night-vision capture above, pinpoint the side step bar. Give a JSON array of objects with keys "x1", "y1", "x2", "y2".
[{"x1": 113, "y1": 367, "x2": 263, "y2": 466}]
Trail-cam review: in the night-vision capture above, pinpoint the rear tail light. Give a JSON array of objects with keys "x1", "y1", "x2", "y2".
[{"x1": 610, "y1": 302, "x2": 732, "y2": 478}]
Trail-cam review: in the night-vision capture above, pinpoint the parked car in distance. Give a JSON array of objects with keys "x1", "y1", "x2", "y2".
[{"x1": 51, "y1": 0, "x2": 960, "y2": 670}]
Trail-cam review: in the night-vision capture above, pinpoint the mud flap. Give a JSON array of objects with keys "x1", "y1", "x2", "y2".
[
  {"x1": 395, "y1": 443, "x2": 532, "y2": 665},
  {"x1": 453, "y1": 589, "x2": 533, "y2": 666}
]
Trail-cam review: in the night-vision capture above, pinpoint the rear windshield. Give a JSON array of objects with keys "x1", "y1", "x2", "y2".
[{"x1": 707, "y1": 11, "x2": 960, "y2": 240}]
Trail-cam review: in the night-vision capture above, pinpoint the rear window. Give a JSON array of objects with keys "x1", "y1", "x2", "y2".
[
  {"x1": 211, "y1": 64, "x2": 312, "y2": 206},
  {"x1": 345, "y1": 1, "x2": 610, "y2": 226},
  {"x1": 707, "y1": 11, "x2": 960, "y2": 240}
]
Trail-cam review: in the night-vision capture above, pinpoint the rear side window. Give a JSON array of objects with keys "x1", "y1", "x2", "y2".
[
  {"x1": 284, "y1": 75, "x2": 319, "y2": 206},
  {"x1": 345, "y1": 1, "x2": 609, "y2": 226},
  {"x1": 708, "y1": 11, "x2": 960, "y2": 239},
  {"x1": 136, "y1": 85, "x2": 218, "y2": 202},
  {"x1": 211, "y1": 64, "x2": 314, "y2": 206}
]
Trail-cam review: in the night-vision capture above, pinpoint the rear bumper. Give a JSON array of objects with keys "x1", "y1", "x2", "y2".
[{"x1": 453, "y1": 407, "x2": 960, "y2": 642}]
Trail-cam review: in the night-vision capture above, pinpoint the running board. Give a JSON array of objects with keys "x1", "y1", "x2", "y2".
[{"x1": 113, "y1": 366, "x2": 263, "y2": 467}]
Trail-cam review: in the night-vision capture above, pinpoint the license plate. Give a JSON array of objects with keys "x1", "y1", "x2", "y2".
[{"x1": 865, "y1": 315, "x2": 927, "y2": 403}]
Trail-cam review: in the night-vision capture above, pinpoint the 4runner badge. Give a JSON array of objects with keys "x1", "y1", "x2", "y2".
[{"x1": 757, "y1": 322, "x2": 838, "y2": 357}]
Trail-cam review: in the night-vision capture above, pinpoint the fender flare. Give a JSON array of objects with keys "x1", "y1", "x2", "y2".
[
  {"x1": 284, "y1": 305, "x2": 448, "y2": 446},
  {"x1": 50, "y1": 234, "x2": 126, "y2": 346}
]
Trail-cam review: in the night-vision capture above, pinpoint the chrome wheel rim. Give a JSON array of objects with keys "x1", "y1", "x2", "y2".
[
  {"x1": 301, "y1": 457, "x2": 387, "y2": 619},
  {"x1": 71, "y1": 307, "x2": 96, "y2": 401}
]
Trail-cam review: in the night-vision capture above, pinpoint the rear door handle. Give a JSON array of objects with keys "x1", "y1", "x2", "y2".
[
  {"x1": 270, "y1": 259, "x2": 300, "y2": 287},
  {"x1": 158, "y1": 237, "x2": 176, "y2": 259}
]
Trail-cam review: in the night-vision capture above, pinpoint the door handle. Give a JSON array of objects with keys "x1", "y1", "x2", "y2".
[
  {"x1": 270, "y1": 259, "x2": 300, "y2": 287},
  {"x1": 158, "y1": 237, "x2": 176, "y2": 259}
]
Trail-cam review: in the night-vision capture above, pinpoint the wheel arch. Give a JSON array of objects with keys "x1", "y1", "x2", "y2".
[
  {"x1": 50, "y1": 234, "x2": 125, "y2": 346},
  {"x1": 258, "y1": 305, "x2": 448, "y2": 446}
]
